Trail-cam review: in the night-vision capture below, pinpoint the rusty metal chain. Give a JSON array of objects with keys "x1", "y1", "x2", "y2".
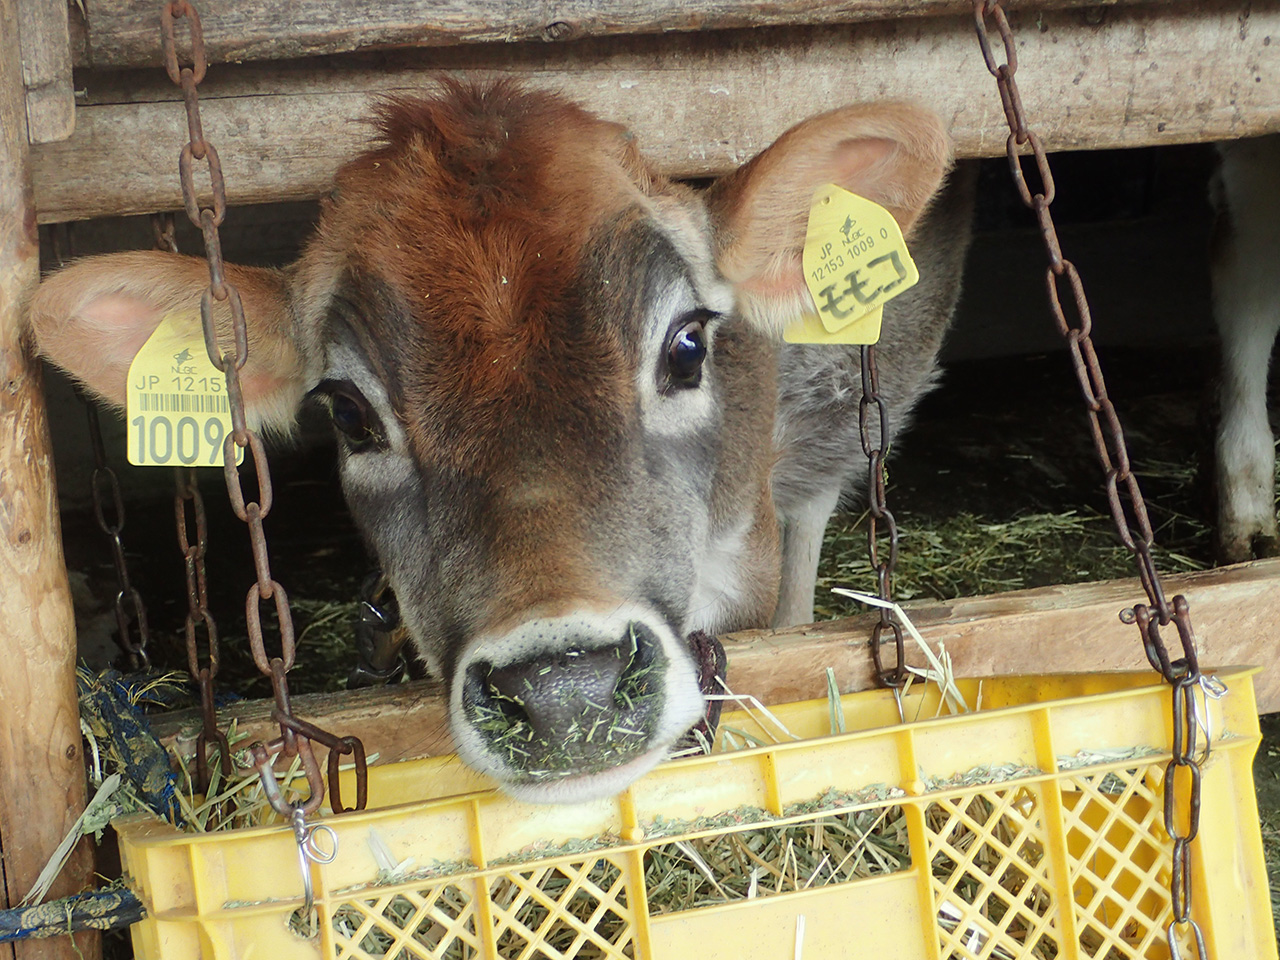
[
  {"x1": 175, "y1": 466, "x2": 231, "y2": 788},
  {"x1": 972, "y1": 3, "x2": 1208, "y2": 957},
  {"x1": 152, "y1": 211, "x2": 180, "y2": 256},
  {"x1": 859, "y1": 345, "x2": 906, "y2": 687},
  {"x1": 151, "y1": 209, "x2": 232, "y2": 789},
  {"x1": 161, "y1": 0, "x2": 367, "y2": 814},
  {"x1": 52, "y1": 223, "x2": 155, "y2": 672},
  {"x1": 348, "y1": 571, "x2": 412, "y2": 689},
  {"x1": 87, "y1": 403, "x2": 153, "y2": 671}
]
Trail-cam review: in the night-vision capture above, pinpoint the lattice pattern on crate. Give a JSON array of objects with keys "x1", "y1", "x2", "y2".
[
  {"x1": 330, "y1": 882, "x2": 480, "y2": 960},
  {"x1": 927, "y1": 787, "x2": 1061, "y2": 960},
  {"x1": 1060, "y1": 765, "x2": 1175, "y2": 960},
  {"x1": 487, "y1": 857, "x2": 632, "y2": 960}
]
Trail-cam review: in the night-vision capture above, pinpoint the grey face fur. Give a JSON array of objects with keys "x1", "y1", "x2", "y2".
[
  {"x1": 308, "y1": 214, "x2": 769, "y2": 801},
  {"x1": 29, "y1": 86, "x2": 972, "y2": 805},
  {"x1": 305, "y1": 165, "x2": 974, "y2": 802}
]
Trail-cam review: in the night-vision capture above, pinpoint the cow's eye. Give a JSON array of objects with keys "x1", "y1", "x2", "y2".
[
  {"x1": 666, "y1": 317, "x2": 708, "y2": 387},
  {"x1": 315, "y1": 381, "x2": 385, "y2": 450}
]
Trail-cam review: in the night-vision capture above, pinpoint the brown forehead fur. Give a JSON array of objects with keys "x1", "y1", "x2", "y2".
[{"x1": 310, "y1": 80, "x2": 663, "y2": 467}]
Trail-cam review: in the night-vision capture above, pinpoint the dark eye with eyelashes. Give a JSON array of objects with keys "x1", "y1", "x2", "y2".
[
  {"x1": 311, "y1": 379, "x2": 387, "y2": 451},
  {"x1": 663, "y1": 310, "x2": 713, "y2": 390}
]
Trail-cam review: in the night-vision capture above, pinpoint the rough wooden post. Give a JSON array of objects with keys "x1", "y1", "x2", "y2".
[
  {"x1": 0, "y1": 1, "x2": 98, "y2": 958},
  {"x1": 17, "y1": 0, "x2": 75, "y2": 144}
]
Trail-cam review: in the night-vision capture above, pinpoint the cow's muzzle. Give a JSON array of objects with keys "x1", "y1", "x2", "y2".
[{"x1": 451, "y1": 604, "x2": 703, "y2": 802}]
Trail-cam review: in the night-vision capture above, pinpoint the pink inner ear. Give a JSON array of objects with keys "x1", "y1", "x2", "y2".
[
  {"x1": 78, "y1": 292, "x2": 166, "y2": 362},
  {"x1": 828, "y1": 137, "x2": 895, "y2": 190},
  {"x1": 45, "y1": 293, "x2": 167, "y2": 405}
]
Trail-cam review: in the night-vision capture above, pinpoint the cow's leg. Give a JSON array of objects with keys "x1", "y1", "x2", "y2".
[
  {"x1": 1212, "y1": 135, "x2": 1280, "y2": 562},
  {"x1": 774, "y1": 485, "x2": 842, "y2": 627}
]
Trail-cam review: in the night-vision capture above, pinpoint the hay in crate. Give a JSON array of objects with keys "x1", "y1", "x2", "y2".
[
  {"x1": 642, "y1": 793, "x2": 910, "y2": 914},
  {"x1": 147, "y1": 611, "x2": 968, "y2": 940},
  {"x1": 92, "y1": 602, "x2": 1199, "y2": 959},
  {"x1": 316, "y1": 753, "x2": 1166, "y2": 960}
]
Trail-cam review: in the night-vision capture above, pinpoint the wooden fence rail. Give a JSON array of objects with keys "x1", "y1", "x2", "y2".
[
  {"x1": 155, "y1": 559, "x2": 1280, "y2": 770},
  {"x1": 70, "y1": 0, "x2": 1161, "y2": 69},
  {"x1": 34, "y1": 0, "x2": 1280, "y2": 223}
]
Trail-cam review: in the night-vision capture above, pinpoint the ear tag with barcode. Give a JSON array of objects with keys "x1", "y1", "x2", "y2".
[
  {"x1": 126, "y1": 312, "x2": 241, "y2": 467},
  {"x1": 784, "y1": 184, "x2": 919, "y2": 344}
]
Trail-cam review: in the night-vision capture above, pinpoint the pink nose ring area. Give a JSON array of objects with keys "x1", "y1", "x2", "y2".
[{"x1": 462, "y1": 622, "x2": 665, "y2": 781}]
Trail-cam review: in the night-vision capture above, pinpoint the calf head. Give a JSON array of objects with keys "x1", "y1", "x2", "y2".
[{"x1": 30, "y1": 81, "x2": 951, "y2": 802}]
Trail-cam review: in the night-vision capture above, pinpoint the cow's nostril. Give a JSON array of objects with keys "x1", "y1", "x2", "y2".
[
  {"x1": 463, "y1": 621, "x2": 672, "y2": 778},
  {"x1": 486, "y1": 644, "x2": 626, "y2": 739}
]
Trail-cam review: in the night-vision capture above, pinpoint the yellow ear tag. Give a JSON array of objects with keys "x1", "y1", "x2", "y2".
[
  {"x1": 783, "y1": 305, "x2": 884, "y2": 345},
  {"x1": 126, "y1": 313, "x2": 242, "y2": 467},
  {"x1": 784, "y1": 184, "x2": 919, "y2": 344}
]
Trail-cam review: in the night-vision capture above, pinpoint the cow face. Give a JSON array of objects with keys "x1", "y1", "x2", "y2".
[{"x1": 29, "y1": 81, "x2": 951, "y2": 801}]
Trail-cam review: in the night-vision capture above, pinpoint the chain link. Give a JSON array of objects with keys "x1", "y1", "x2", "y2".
[
  {"x1": 153, "y1": 208, "x2": 234, "y2": 791},
  {"x1": 152, "y1": 209, "x2": 233, "y2": 792},
  {"x1": 859, "y1": 345, "x2": 906, "y2": 687},
  {"x1": 161, "y1": 0, "x2": 366, "y2": 813},
  {"x1": 88, "y1": 403, "x2": 153, "y2": 672},
  {"x1": 51, "y1": 223, "x2": 155, "y2": 672},
  {"x1": 971, "y1": 3, "x2": 1207, "y2": 956},
  {"x1": 175, "y1": 466, "x2": 231, "y2": 788},
  {"x1": 348, "y1": 572, "x2": 411, "y2": 689},
  {"x1": 152, "y1": 211, "x2": 181, "y2": 255}
]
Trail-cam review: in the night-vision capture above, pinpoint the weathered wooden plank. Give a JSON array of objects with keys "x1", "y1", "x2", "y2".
[
  {"x1": 0, "y1": 1, "x2": 96, "y2": 958},
  {"x1": 78, "y1": 0, "x2": 1151, "y2": 69},
  {"x1": 155, "y1": 558, "x2": 1280, "y2": 769},
  {"x1": 18, "y1": 0, "x2": 75, "y2": 143},
  {"x1": 31, "y1": 2, "x2": 1280, "y2": 224}
]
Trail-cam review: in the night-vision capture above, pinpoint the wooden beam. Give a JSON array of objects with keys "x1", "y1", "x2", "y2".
[
  {"x1": 0, "y1": 0, "x2": 96, "y2": 958},
  {"x1": 17, "y1": 0, "x2": 75, "y2": 144},
  {"x1": 75, "y1": 0, "x2": 1156, "y2": 69},
  {"x1": 31, "y1": 0, "x2": 1280, "y2": 223},
  {"x1": 155, "y1": 558, "x2": 1280, "y2": 769}
]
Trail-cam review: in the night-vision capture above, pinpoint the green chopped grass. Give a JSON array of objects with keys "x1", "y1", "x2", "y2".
[{"x1": 815, "y1": 500, "x2": 1209, "y2": 621}]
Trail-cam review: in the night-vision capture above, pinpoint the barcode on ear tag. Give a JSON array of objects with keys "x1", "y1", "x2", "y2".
[{"x1": 125, "y1": 312, "x2": 243, "y2": 467}]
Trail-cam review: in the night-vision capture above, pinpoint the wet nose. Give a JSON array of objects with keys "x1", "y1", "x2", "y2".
[
  {"x1": 462, "y1": 621, "x2": 665, "y2": 773},
  {"x1": 486, "y1": 644, "x2": 628, "y2": 738}
]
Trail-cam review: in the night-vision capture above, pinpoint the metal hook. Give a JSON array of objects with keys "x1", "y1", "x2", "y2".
[
  {"x1": 1189, "y1": 675, "x2": 1228, "y2": 766},
  {"x1": 251, "y1": 740, "x2": 338, "y2": 915},
  {"x1": 289, "y1": 805, "x2": 338, "y2": 917}
]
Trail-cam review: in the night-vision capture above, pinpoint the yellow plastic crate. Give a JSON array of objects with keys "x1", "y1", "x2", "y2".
[{"x1": 116, "y1": 669, "x2": 1274, "y2": 959}]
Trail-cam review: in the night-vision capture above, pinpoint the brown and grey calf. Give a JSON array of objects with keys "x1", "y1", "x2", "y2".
[{"x1": 28, "y1": 81, "x2": 971, "y2": 802}]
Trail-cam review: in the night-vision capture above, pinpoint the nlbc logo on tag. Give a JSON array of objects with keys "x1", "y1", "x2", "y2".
[
  {"x1": 126, "y1": 312, "x2": 242, "y2": 467},
  {"x1": 784, "y1": 185, "x2": 920, "y2": 345}
]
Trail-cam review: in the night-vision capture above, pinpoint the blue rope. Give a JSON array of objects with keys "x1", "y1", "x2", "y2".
[
  {"x1": 0, "y1": 885, "x2": 144, "y2": 943},
  {"x1": 5, "y1": 671, "x2": 193, "y2": 943},
  {"x1": 78, "y1": 669, "x2": 185, "y2": 826}
]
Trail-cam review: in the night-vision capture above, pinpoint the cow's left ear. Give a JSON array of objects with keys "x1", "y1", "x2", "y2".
[
  {"x1": 27, "y1": 250, "x2": 308, "y2": 432},
  {"x1": 706, "y1": 102, "x2": 952, "y2": 337}
]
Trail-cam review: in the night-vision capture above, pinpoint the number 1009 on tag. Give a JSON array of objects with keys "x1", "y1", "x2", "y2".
[{"x1": 127, "y1": 376, "x2": 241, "y2": 466}]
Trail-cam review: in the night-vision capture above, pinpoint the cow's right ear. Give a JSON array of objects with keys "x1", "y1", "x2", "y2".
[
  {"x1": 27, "y1": 250, "x2": 308, "y2": 432},
  {"x1": 706, "y1": 102, "x2": 952, "y2": 338}
]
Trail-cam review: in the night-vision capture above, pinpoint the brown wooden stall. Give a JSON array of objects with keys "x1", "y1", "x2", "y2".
[{"x1": 3, "y1": 2, "x2": 1279, "y2": 958}]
